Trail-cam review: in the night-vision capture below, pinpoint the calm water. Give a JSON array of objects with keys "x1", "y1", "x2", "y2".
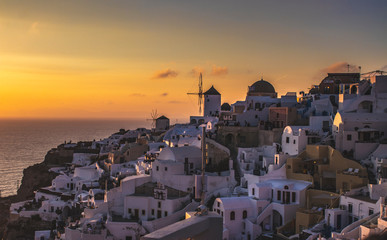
[{"x1": 0, "y1": 118, "x2": 149, "y2": 197}]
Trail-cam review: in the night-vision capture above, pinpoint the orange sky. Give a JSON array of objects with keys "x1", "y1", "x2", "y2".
[{"x1": 1, "y1": 1, "x2": 386, "y2": 121}]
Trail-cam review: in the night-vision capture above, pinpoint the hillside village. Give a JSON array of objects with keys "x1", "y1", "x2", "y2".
[{"x1": 5, "y1": 71, "x2": 387, "y2": 240}]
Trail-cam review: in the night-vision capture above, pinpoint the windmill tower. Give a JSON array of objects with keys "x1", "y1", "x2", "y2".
[
  {"x1": 147, "y1": 109, "x2": 159, "y2": 129},
  {"x1": 187, "y1": 73, "x2": 204, "y2": 115}
]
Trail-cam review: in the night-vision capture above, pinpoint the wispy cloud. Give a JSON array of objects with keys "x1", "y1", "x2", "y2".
[
  {"x1": 168, "y1": 100, "x2": 183, "y2": 104},
  {"x1": 152, "y1": 68, "x2": 178, "y2": 79},
  {"x1": 190, "y1": 66, "x2": 205, "y2": 77},
  {"x1": 161, "y1": 92, "x2": 168, "y2": 97},
  {"x1": 130, "y1": 93, "x2": 146, "y2": 97},
  {"x1": 321, "y1": 62, "x2": 360, "y2": 73},
  {"x1": 211, "y1": 65, "x2": 228, "y2": 76},
  {"x1": 29, "y1": 21, "x2": 40, "y2": 35}
]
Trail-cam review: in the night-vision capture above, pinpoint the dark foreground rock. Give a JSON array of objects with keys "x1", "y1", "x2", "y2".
[{"x1": 0, "y1": 149, "x2": 68, "y2": 239}]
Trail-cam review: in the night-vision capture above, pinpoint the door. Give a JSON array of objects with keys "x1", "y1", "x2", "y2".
[
  {"x1": 157, "y1": 210, "x2": 162, "y2": 218},
  {"x1": 337, "y1": 214, "x2": 342, "y2": 229}
]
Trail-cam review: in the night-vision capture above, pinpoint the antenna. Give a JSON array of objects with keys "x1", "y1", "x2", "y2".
[
  {"x1": 187, "y1": 73, "x2": 204, "y2": 115},
  {"x1": 146, "y1": 109, "x2": 159, "y2": 129}
]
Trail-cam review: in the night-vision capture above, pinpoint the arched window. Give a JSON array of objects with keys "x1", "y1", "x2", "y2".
[
  {"x1": 230, "y1": 211, "x2": 235, "y2": 220},
  {"x1": 284, "y1": 185, "x2": 289, "y2": 190},
  {"x1": 243, "y1": 210, "x2": 247, "y2": 219}
]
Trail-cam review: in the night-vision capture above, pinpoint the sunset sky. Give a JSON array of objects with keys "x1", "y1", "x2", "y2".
[{"x1": 1, "y1": 0, "x2": 386, "y2": 121}]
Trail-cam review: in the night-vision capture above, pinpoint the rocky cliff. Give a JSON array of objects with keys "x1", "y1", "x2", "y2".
[{"x1": 0, "y1": 149, "x2": 71, "y2": 239}]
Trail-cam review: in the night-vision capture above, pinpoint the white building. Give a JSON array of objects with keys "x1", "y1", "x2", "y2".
[
  {"x1": 155, "y1": 115, "x2": 170, "y2": 131},
  {"x1": 333, "y1": 112, "x2": 387, "y2": 160},
  {"x1": 281, "y1": 126, "x2": 321, "y2": 156},
  {"x1": 214, "y1": 179, "x2": 311, "y2": 239},
  {"x1": 203, "y1": 86, "x2": 221, "y2": 117},
  {"x1": 237, "y1": 145, "x2": 276, "y2": 175}
]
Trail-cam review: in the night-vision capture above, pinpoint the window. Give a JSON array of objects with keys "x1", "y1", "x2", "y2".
[
  {"x1": 369, "y1": 208, "x2": 374, "y2": 215},
  {"x1": 164, "y1": 211, "x2": 168, "y2": 217},
  {"x1": 252, "y1": 188, "x2": 255, "y2": 195},
  {"x1": 286, "y1": 137, "x2": 289, "y2": 143},
  {"x1": 277, "y1": 191, "x2": 281, "y2": 201},
  {"x1": 126, "y1": 237, "x2": 132, "y2": 240},
  {"x1": 156, "y1": 166, "x2": 159, "y2": 171},
  {"x1": 230, "y1": 211, "x2": 235, "y2": 220},
  {"x1": 292, "y1": 192, "x2": 296, "y2": 202},
  {"x1": 151, "y1": 209, "x2": 154, "y2": 215},
  {"x1": 243, "y1": 210, "x2": 247, "y2": 219},
  {"x1": 348, "y1": 203, "x2": 353, "y2": 213},
  {"x1": 293, "y1": 139, "x2": 296, "y2": 144},
  {"x1": 165, "y1": 167, "x2": 168, "y2": 171},
  {"x1": 128, "y1": 208, "x2": 132, "y2": 214},
  {"x1": 276, "y1": 113, "x2": 279, "y2": 118},
  {"x1": 347, "y1": 134, "x2": 352, "y2": 141},
  {"x1": 158, "y1": 202, "x2": 161, "y2": 208},
  {"x1": 217, "y1": 202, "x2": 220, "y2": 207}
]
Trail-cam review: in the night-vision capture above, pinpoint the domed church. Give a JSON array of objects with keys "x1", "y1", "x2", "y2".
[{"x1": 247, "y1": 78, "x2": 277, "y2": 98}]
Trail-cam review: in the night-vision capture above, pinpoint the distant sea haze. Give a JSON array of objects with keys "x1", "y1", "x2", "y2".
[{"x1": 0, "y1": 118, "x2": 148, "y2": 197}]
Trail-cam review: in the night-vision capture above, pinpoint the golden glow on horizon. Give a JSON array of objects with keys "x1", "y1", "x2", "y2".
[{"x1": 1, "y1": 1, "x2": 386, "y2": 120}]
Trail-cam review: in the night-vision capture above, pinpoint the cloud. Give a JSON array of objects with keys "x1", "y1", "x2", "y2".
[
  {"x1": 321, "y1": 62, "x2": 360, "y2": 73},
  {"x1": 130, "y1": 93, "x2": 146, "y2": 97},
  {"x1": 161, "y1": 92, "x2": 168, "y2": 97},
  {"x1": 168, "y1": 100, "x2": 183, "y2": 104},
  {"x1": 381, "y1": 65, "x2": 387, "y2": 71},
  {"x1": 29, "y1": 21, "x2": 40, "y2": 35},
  {"x1": 152, "y1": 68, "x2": 178, "y2": 79},
  {"x1": 190, "y1": 66, "x2": 205, "y2": 77},
  {"x1": 211, "y1": 65, "x2": 228, "y2": 76}
]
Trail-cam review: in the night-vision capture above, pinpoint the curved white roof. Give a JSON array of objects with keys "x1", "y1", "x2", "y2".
[
  {"x1": 158, "y1": 146, "x2": 201, "y2": 162},
  {"x1": 254, "y1": 179, "x2": 312, "y2": 191},
  {"x1": 217, "y1": 196, "x2": 254, "y2": 210},
  {"x1": 283, "y1": 126, "x2": 309, "y2": 136}
]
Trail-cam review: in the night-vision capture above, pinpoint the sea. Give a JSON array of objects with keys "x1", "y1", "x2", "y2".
[{"x1": 0, "y1": 118, "x2": 149, "y2": 197}]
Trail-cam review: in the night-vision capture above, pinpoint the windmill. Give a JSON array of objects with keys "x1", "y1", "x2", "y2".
[
  {"x1": 147, "y1": 109, "x2": 159, "y2": 129},
  {"x1": 187, "y1": 73, "x2": 203, "y2": 115}
]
